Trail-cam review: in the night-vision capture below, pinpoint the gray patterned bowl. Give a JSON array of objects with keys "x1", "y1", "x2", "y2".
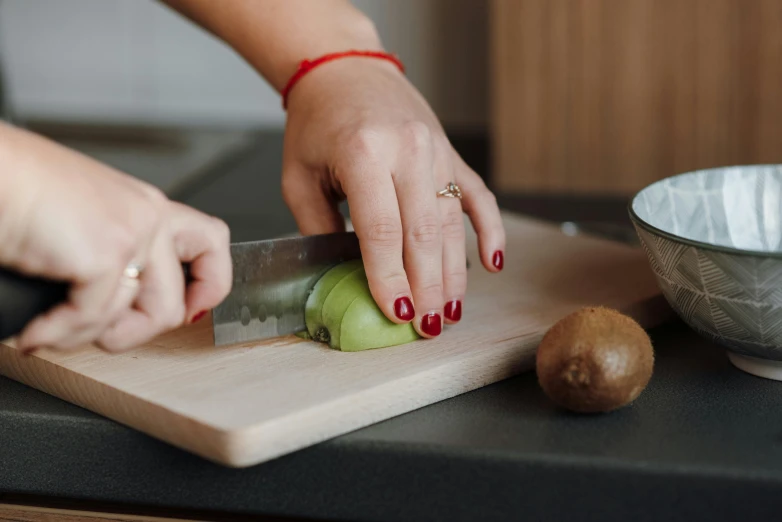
[{"x1": 629, "y1": 165, "x2": 782, "y2": 380}]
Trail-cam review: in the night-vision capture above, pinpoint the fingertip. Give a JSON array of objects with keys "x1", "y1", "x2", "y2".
[
  {"x1": 444, "y1": 299, "x2": 462, "y2": 324},
  {"x1": 190, "y1": 310, "x2": 208, "y2": 324},
  {"x1": 184, "y1": 281, "x2": 225, "y2": 322},
  {"x1": 365, "y1": 275, "x2": 415, "y2": 325},
  {"x1": 418, "y1": 311, "x2": 443, "y2": 338},
  {"x1": 491, "y1": 249, "x2": 504, "y2": 272},
  {"x1": 393, "y1": 295, "x2": 415, "y2": 323},
  {"x1": 457, "y1": 170, "x2": 506, "y2": 275},
  {"x1": 96, "y1": 310, "x2": 155, "y2": 352},
  {"x1": 16, "y1": 304, "x2": 72, "y2": 351}
]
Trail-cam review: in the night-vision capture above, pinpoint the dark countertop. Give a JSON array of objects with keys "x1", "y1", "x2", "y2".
[{"x1": 3, "y1": 131, "x2": 782, "y2": 521}]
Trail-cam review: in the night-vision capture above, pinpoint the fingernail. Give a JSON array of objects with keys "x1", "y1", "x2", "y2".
[
  {"x1": 21, "y1": 347, "x2": 38, "y2": 357},
  {"x1": 492, "y1": 250, "x2": 504, "y2": 271},
  {"x1": 421, "y1": 313, "x2": 442, "y2": 337},
  {"x1": 191, "y1": 310, "x2": 207, "y2": 324},
  {"x1": 394, "y1": 296, "x2": 415, "y2": 321},
  {"x1": 444, "y1": 300, "x2": 462, "y2": 322}
]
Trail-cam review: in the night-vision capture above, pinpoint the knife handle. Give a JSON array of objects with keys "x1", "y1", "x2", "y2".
[
  {"x1": 0, "y1": 264, "x2": 193, "y2": 341},
  {"x1": 0, "y1": 267, "x2": 69, "y2": 340}
]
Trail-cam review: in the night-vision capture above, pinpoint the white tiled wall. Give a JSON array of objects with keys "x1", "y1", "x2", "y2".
[{"x1": 0, "y1": 0, "x2": 488, "y2": 130}]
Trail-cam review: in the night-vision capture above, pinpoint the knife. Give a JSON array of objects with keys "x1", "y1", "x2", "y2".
[
  {"x1": 211, "y1": 231, "x2": 361, "y2": 345},
  {"x1": 0, "y1": 231, "x2": 362, "y2": 345}
]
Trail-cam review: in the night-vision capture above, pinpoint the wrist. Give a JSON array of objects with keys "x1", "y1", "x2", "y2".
[
  {"x1": 281, "y1": 50, "x2": 404, "y2": 109},
  {"x1": 0, "y1": 123, "x2": 35, "y2": 258},
  {"x1": 0, "y1": 123, "x2": 24, "y2": 204},
  {"x1": 268, "y1": 13, "x2": 385, "y2": 92},
  {"x1": 284, "y1": 55, "x2": 407, "y2": 115}
]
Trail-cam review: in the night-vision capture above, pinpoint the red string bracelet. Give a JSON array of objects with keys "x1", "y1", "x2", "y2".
[{"x1": 281, "y1": 50, "x2": 405, "y2": 109}]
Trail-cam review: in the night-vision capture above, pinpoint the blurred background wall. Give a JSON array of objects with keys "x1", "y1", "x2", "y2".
[
  {"x1": 0, "y1": 0, "x2": 487, "y2": 131},
  {"x1": 491, "y1": 0, "x2": 782, "y2": 195},
  {"x1": 2, "y1": 0, "x2": 782, "y2": 199}
]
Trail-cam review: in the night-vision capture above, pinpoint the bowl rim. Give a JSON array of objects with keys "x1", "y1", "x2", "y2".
[{"x1": 628, "y1": 164, "x2": 782, "y2": 259}]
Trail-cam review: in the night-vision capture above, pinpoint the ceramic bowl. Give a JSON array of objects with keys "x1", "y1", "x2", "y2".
[{"x1": 629, "y1": 165, "x2": 782, "y2": 380}]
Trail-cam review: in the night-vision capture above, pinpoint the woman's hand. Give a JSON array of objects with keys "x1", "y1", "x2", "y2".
[
  {"x1": 0, "y1": 124, "x2": 232, "y2": 353},
  {"x1": 157, "y1": 0, "x2": 506, "y2": 338},
  {"x1": 281, "y1": 59, "x2": 506, "y2": 338}
]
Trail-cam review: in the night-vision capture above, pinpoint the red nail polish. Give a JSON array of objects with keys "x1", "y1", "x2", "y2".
[
  {"x1": 445, "y1": 300, "x2": 462, "y2": 322},
  {"x1": 191, "y1": 310, "x2": 207, "y2": 324},
  {"x1": 421, "y1": 313, "x2": 442, "y2": 337},
  {"x1": 394, "y1": 296, "x2": 415, "y2": 321},
  {"x1": 492, "y1": 250, "x2": 504, "y2": 271}
]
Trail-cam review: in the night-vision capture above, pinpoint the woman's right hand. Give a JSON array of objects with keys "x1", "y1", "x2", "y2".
[{"x1": 0, "y1": 123, "x2": 232, "y2": 353}]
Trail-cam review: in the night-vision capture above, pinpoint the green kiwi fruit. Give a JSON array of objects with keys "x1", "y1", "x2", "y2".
[{"x1": 304, "y1": 260, "x2": 420, "y2": 351}]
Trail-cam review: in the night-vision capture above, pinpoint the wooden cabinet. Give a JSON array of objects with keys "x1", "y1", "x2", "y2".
[{"x1": 490, "y1": 0, "x2": 782, "y2": 195}]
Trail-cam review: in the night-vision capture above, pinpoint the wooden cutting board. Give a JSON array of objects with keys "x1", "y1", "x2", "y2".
[{"x1": 0, "y1": 213, "x2": 672, "y2": 468}]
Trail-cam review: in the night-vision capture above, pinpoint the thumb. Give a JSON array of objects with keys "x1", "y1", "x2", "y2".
[{"x1": 282, "y1": 163, "x2": 346, "y2": 236}]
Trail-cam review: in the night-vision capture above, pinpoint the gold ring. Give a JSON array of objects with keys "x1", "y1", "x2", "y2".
[
  {"x1": 121, "y1": 262, "x2": 144, "y2": 287},
  {"x1": 437, "y1": 182, "x2": 462, "y2": 199}
]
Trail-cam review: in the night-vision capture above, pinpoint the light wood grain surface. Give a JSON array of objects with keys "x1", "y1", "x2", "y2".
[
  {"x1": 490, "y1": 0, "x2": 782, "y2": 195},
  {"x1": 0, "y1": 213, "x2": 672, "y2": 468}
]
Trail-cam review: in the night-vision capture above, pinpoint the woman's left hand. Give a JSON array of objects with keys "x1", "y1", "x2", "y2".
[{"x1": 281, "y1": 57, "x2": 506, "y2": 339}]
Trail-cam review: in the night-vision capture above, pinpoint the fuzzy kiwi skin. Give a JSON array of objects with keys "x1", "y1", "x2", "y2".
[
  {"x1": 535, "y1": 306, "x2": 654, "y2": 413},
  {"x1": 304, "y1": 260, "x2": 420, "y2": 351}
]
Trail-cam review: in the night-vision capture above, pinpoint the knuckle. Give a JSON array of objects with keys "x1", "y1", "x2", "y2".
[
  {"x1": 362, "y1": 216, "x2": 402, "y2": 248},
  {"x1": 400, "y1": 121, "x2": 432, "y2": 152},
  {"x1": 441, "y1": 210, "x2": 465, "y2": 240},
  {"x1": 370, "y1": 270, "x2": 408, "y2": 295},
  {"x1": 345, "y1": 128, "x2": 383, "y2": 159},
  {"x1": 402, "y1": 121, "x2": 433, "y2": 157},
  {"x1": 402, "y1": 120, "x2": 432, "y2": 151},
  {"x1": 414, "y1": 281, "x2": 444, "y2": 300},
  {"x1": 408, "y1": 215, "x2": 441, "y2": 246},
  {"x1": 137, "y1": 186, "x2": 168, "y2": 227},
  {"x1": 153, "y1": 302, "x2": 186, "y2": 331},
  {"x1": 140, "y1": 182, "x2": 167, "y2": 205},
  {"x1": 110, "y1": 226, "x2": 138, "y2": 261},
  {"x1": 79, "y1": 239, "x2": 135, "y2": 281},
  {"x1": 210, "y1": 217, "x2": 231, "y2": 247},
  {"x1": 444, "y1": 268, "x2": 467, "y2": 288}
]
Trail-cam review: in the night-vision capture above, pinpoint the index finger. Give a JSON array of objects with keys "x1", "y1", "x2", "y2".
[
  {"x1": 341, "y1": 161, "x2": 415, "y2": 326},
  {"x1": 169, "y1": 203, "x2": 232, "y2": 322}
]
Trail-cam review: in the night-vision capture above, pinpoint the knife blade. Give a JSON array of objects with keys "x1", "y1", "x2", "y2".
[{"x1": 211, "y1": 231, "x2": 361, "y2": 346}]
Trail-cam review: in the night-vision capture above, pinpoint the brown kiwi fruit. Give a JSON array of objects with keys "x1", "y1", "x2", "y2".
[{"x1": 536, "y1": 306, "x2": 654, "y2": 413}]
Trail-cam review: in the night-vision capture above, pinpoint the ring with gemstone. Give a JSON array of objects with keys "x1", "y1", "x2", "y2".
[
  {"x1": 437, "y1": 182, "x2": 462, "y2": 199},
  {"x1": 121, "y1": 261, "x2": 144, "y2": 286}
]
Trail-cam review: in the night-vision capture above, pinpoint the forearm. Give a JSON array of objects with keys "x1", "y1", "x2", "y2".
[
  {"x1": 0, "y1": 123, "x2": 44, "y2": 259},
  {"x1": 0, "y1": 123, "x2": 35, "y2": 216},
  {"x1": 160, "y1": 0, "x2": 384, "y2": 92}
]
